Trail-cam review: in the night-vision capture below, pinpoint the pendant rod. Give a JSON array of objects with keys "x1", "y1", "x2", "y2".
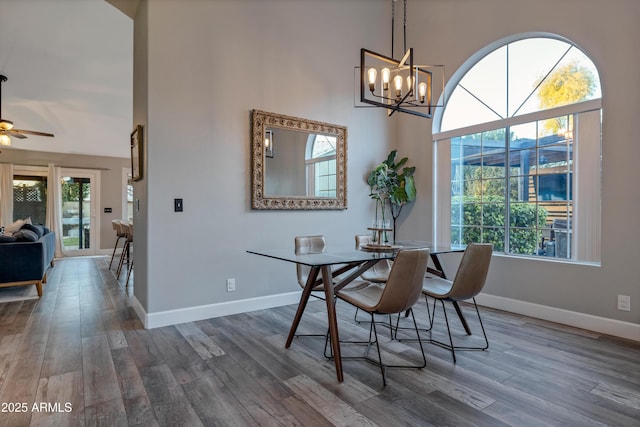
[
  {"x1": 391, "y1": 0, "x2": 395, "y2": 59},
  {"x1": 403, "y1": 0, "x2": 407, "y2": 53}
]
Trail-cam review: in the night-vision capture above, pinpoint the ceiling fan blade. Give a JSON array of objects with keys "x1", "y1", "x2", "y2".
[
  {"x1": 4, "y1": 130, "x2": 27, "y2": 139},
  {"x1": 11, "y1": 129, "x2": 54, "y2": 138}
]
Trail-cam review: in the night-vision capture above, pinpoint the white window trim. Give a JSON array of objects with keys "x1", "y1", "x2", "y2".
[
  {"x1": 433, "y1": 102, "x2": 602, "y2": 263},
  {"x1": 433, "y1": 99, "x2": 601, "y2": 141}
]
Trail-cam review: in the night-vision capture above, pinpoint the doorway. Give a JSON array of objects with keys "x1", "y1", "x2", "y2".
[{"x1": 60, "y1": 169, "x2": 100, "y2": 256}]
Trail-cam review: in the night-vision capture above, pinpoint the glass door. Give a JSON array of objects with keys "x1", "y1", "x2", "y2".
[{"x1": 60, "y1": 169, "x2": 99, "y2": 256}]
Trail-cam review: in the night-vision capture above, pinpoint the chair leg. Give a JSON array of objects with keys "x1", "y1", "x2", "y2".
[
  {"x1": 370, "y1": 315, "x2": 386, "y2": 386},
  {"x1": 426, "y1": 298, "x2": 489, "y2": 363},
  {"x1": 109, "y1": 235, "x2": 123, "y2": 269},
  {"x1": 355, "y1": 309, "x2": 395, "y2": 340},
  {"x1": 393, "y1": 295, "x2": 433, "y2": 339},
  {"x1": 125, "y1": 259, "x2": 133, "y2": 287},
  {"x1": 337, "y1": 308, "x2": 426, "y2": 387},
  {"x1": 470, "y1": 298, "x2": 489, "y2": 351},
  {"x1": 439, "y1": 299, "x2": 456, "y2": 363},
  {"x1": 116, "y1": 240, "x2": 129, "y2": 278}
]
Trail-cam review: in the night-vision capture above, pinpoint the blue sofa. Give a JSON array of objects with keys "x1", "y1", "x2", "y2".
[{"x1": 0, "y1": 230, "x2": 55, "y2": 297}]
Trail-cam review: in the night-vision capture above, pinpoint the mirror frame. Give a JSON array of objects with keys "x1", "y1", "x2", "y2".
[{"x1": 251, "y1": 109, "x2": 348, "y2": 210}]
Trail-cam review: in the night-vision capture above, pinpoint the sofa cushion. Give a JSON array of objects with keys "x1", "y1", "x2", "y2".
[
  {"x1": 13, "y1": 229, "x2": 38, "y2": 242},
  {"x1": 5, "y1": 218, "x2": 28, "y2": 234},
  {"x1": 21, "y1": 223, "x2": 44, "y2": 239},
  {"x1": 0, "y1": 235, "x2": 17, "y2": 243}
]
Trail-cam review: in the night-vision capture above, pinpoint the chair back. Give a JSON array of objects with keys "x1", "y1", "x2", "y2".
[
  {"x1": 294, "y1": 235, "x2": 326, "y2": 289},
  {"x1": 374, "y1": 248, "x2": 430, "y2": 314},
  {"x1": 355, "y1": 234, "x2": 372, "y2": 248},
  {"x1": 112, "y1": 219, "x2": 125, "y2": 236},
  {"x1": 119, "y1": 222, "x2": 132, "y2": 242},
  {"x1": 449, "y1": 243, "x2": 493, "y2": 301},
  {"x1": 355, "y1": 234, "x2": 392, "y2": 282}
]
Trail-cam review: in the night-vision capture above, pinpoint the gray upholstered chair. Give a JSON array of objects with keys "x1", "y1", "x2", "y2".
[
  {"x1": 295, "y1": 235, "x2": 328, "y2": 293},
  {"x1": 353, "y1": 234, "x2": 394, "y2": 333},
  {"x1": 333, "y1": 248, "x2": 430, "y2": 386},
  {"x1": 354, "y1": 234, "x2": 392, "y2": 283},
  {"x1": 421, "y1": 243, "x2": 493, "y2": 363},
  {"x1": 293, "y1": 235, "x2": 368, "y2": 340},
  {"x1": 295, "y1": 235, "x2": 369, "y2": 293}
]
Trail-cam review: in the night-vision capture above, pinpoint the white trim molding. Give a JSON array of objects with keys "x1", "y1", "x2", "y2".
[
  {"x1": 476, "y1": 293, "x2": 640, "y2": 342},
  {"x1": 128, "y1": 289, "x2": 639, "y2": 342},
  {"x1": 131, "y1": 291, "x2": 303, "y2": 329}
]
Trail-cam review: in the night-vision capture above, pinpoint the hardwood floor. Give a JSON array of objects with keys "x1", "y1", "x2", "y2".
[{"x1": 0, "y1": 256, "x2": 638, "y2": 426}]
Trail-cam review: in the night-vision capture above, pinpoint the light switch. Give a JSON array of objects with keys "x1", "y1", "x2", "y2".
[{"x1": 174, "y1": 198, "x2": 183, "y2": 212}]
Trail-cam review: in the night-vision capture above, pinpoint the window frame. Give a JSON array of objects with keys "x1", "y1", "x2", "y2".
[{"x1": 433, "y1": 34, "x2": 602, "y2": 264}]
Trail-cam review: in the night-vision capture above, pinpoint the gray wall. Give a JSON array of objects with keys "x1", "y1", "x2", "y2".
[
  {"x1": 0, "y1": 147, "x2": 130, "y2": 250},
  {"x1": 131, "y1": 0, "x2": 639, "y2": 331},
  {"x1": 396, "y1": 0, "x2": 639, "y2": 327},
  {"x1": 134, "y1": 0, "x2": 392, "y2": 315}
]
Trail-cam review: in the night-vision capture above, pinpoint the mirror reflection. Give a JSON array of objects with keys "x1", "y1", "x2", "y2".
[
  {"x1": 264, "y1": 128, "x2": 337, "y2": 197},
  {"x1": 251, "y1": 110, "x2": 347, "y2": 210}
]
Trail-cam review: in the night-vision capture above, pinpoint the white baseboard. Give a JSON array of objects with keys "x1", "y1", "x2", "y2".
[
  {"x1": 132, "y1": 291, "x2": 303, "y2": 329},
  {"x1": 128, "y1": 290, "x2": 639, "y2": 342},
  {"x1": 476, "y1": 293, "x2": 640, "y2": 342}
]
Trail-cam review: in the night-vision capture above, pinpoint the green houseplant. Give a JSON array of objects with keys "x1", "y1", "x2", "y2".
[{"x1": 367, "y1": 150, "x2": 416, "y2": 243}]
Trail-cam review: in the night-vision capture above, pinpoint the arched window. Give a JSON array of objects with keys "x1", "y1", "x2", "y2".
[
  {"x1": 306, "y1": 134, "x2": 337, "y2": 197},
  {"x1": 433, "y1": 35, "x2": 601, "y2": 263}
]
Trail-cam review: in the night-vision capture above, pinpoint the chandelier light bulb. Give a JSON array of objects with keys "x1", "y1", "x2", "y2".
[
  {"x1": 406, "y1": 76, "x2": 414, "y2": 96},
  {"x1": 367, "y1": 68, "x2": 377, "y2": 92},
  {"x1": 418, "y1": 82, "x2": 427, "y2": 103},
  {"x1": 381, "y1": 68, "x2": 390, "y2": 91},
  {"x1": 394, "y1": 75, "x2": 403, "y2": 100}
]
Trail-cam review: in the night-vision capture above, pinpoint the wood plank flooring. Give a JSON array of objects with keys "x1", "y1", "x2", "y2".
[{"x1": 0, "y1": 256, "x2": 638, "y2": 426}]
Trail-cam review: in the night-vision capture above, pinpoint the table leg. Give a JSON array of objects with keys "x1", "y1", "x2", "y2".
[
  {"x1": 452, "y1": 301, "x2": 471, "y2": 336},
  {"x1": 322, "y1": 265, "x2": 343, "y2": 382},
  {"x1": 285, "y1": 267, "x2": 319, "y2": 348}
]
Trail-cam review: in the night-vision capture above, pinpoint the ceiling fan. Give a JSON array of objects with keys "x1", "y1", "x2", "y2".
[{"x1": 0, "y1": 74, "x2": 54, "y2": 146}]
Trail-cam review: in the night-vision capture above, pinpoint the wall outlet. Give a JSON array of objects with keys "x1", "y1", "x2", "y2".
[
  {"x1": 226, "y1": 278, "x2": 236, "y2": 292},
  {"x1": 617, "y1": 295, "x2": 631, "y2": 311}
]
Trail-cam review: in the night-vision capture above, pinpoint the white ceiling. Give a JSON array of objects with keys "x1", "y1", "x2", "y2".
[{"x1": 0, "y1": 0, "x2": 133, "y2": 158}]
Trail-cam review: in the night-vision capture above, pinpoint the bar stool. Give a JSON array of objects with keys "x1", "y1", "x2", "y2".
[
  {"x1": 116, "y1": 221, "x2": 132, "y2": 279},
  {"x1": 124, "y1": 222, "x2": 134, "y2": 287},
  {"x1": 109, "y1": 220, "x2": 126, "y2": 269}
]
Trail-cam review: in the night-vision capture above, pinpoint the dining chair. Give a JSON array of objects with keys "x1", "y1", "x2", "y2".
[
  {"x1": 332, "y1": 248, "x2": 430, "y2": 386},
  {"x1": 354, "y1": 234, "x2": 392, "y2": 283},
  {"x1": 353, "y1": 234, "x2": 395, "y2": 334},
  {"x1": 294, "y1": 235, "x2": 369, "y2": 340},
  {"x1": 294, "y1": 235, "x2": 329, "y2": 295},
  {"x1": 421, "y1": 242, "x2": 493, "y2": 363},
  {"x1": 295, "y1": 235, "x2": 369, "y2": 293},
  {"x1": 109, "y1": 220, "x2": 126, "y2": 269}
]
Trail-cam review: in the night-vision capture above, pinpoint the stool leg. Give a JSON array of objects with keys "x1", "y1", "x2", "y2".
[
  {"x1": 125, "y1": 259, "x2": 133, "y2": 287},
  {"x1": 117, "y1": 240, "x2": 129, "y2": 278},
  {"x1": 109, "y1": 235, "x2": 123, "y2": 269}
]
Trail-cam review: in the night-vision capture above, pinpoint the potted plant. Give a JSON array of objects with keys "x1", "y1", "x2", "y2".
[{"x1": 367, "y1": 150, "x2": 416, "y2": 243}]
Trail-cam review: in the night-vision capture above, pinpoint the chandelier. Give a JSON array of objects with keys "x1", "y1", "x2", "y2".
[{"x1": 358, "y1": 0, "x2": 443, "y2": 118}]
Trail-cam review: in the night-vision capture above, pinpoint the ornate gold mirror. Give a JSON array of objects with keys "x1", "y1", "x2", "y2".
[{"x1": 251, "y1": 110, "x2": 347, "y2": 210}]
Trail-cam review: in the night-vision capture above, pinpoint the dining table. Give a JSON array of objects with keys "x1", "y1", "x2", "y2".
[{"x1": 247, "y1": 241, "x2": 465, "y2": 382}]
